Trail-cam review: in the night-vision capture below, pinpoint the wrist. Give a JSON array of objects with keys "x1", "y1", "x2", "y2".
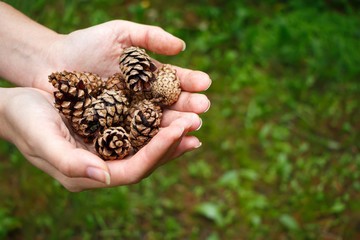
[
  {"x1": 0, "y1": 3, "x2": 63, "y2": 92},
  {"x1": 31, "y1": 33, "x2": 66, "y2": 92}
]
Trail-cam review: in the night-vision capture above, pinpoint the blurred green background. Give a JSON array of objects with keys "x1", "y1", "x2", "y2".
[{"x1": 1, "y1": 0, "x2": 360, "y2": 239}]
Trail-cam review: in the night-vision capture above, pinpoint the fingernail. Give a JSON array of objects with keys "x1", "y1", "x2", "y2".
[
  {"x1": 205, "y1": 79, "x2": 212, "y2": 91},
  {"x1": 196, "y1": 118, "x2": 203, "y2": 131},
  {"x1": 104, "y1": 171, "x2": 111, "y2": 185},
  {"x1": 180, "y1": 127, "x2": 186, "y2": 137},
  {"x1": 181, "y1": 40, "x2": 186, "y2": 51},
  {"x1": 195, "y1": 142, "x2": 202, "y2": 148},
  {"x1": 187, "y1": 118, "x2": 194, "y2": 129},
  {"x1": 86, "y1": 167, "x2": 111, "y2": 185},
  {"x1": 204, "y1": 100, "x2": 211, "y2": 113}
]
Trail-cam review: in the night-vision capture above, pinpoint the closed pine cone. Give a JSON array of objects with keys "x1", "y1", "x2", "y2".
[
  {"x1": 119, "y1": 47, "x2": 157, "y2": 92},
  {"x1": 94, "y1": 127, "x2": 131, "y2": 160},
  {"x1": 151, "y1": 64, "x2": 181, "y2": 106}
]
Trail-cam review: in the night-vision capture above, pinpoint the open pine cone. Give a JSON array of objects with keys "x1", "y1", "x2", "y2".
[
  {"x1": 94, "y1": 127, "x2": 131, "y2": 160},
  {"x1": 105, "y1": 72, "x2": 131, "y2": 99},
  {"x1": 79, "y1": 89, "x2": 129, "y2": 137},
  {"x1": 49, "y1": 71, "x2": 105, "y2": 97},
  {"x1": 125, "y1": 98, "x2": 162, "y2": 132},
  {"x1": 129, "y1": 105, "x2": 162, "y2": 152},
  {"x1": 119, "y1": 47, "x2": 157, "y2": 92},
  {"x1": 49, "y1": 71, "x2": 103, "y2": 135}
]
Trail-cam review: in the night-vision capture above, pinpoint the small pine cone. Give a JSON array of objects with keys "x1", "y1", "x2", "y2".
[
  {"x1": 125, "y1": 98, "x2": 162, "y2": 132},
  {"x1": 105, "y1": 73, "x2": 131, "y2": 99},
  {"x1": 49, "y1": 71, "x2": 105, "y2": 97},
  {"x1": 49, "y1": 72, "x2": 96, "y2": 135},
  {"x1": 151, "y1": 64, "x2": 181, "y2": 106},
  {"x1": 129, "y1": 104, "x2": 162, "y2": 152},
  {"x1": 79, "y1": 90, "x2": 130, "y2": 137},
  {"x1": 94, "y1": 127, "x2": 131, "y2": 160},
  {"x1": 119, "y1": 47, "x2": 157, "y2": 92}
]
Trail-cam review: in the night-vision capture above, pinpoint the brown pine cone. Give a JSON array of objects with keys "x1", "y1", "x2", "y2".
[
  {"x1": 94, "y1": 127, "x2": 131, "y2": 160},
  {"x1": 79, "y1": 89, "x2": 129, "y2": 137},
  {"x1": 125, "y1": 98, "x2": 162, "y2": 132},
  {"x1": 151, "y1": 64, "x2": 181, "y2": 106},
  {"x1": 49, "y1": 71, "x2": 102, "y2": 135},
  {"x1": 119, "y1": 47, "x2": 157, "y2": 92},
  {"x1": 105, "y1": 72, "x2": 131, "y2": 100},
  {"x1": 49, "y1": 71, "x2": 105, "y2": 97},
  {"x1": 129, "y1": 103, "x2": 162, "y2": 152}
]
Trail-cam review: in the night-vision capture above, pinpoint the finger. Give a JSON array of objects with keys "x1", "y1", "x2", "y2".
[
  {"x1": 169, "y1": 91, "x2": 210, "y2": 114},
  {"x1": 161, "y1": 109, "x2": 202, "y2": 132},
  {"x1": 150, "y1": 60, "x2": 212, "y2": 93},
  {"x1": 120, "y1": 21, "x2": 185, "y2": 55},
  {"x1": 25, "y1": 154, "x2": 106, "y2": 192},
  {"x1": 37, "y1": 133, "x2": 111, "y2": 185},
  {"x1": 106, "y1": 117, "x2": 193, "y2": 185},
  {"x1": 168, "y1": 135, "x2": 202, "y2": 160},
  {"x1": 174, "y1": 66, "x2": 212, "y2": 92}
]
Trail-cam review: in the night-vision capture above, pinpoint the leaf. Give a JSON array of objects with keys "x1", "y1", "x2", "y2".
[
  {"x1": 195, "y1": 203, "x2": 223, "y2": 226},
  {"x1": 239, "y1": 169, "x2": 258, "y2": 181},
  {"x1": 331, "y1": 201, "x2": 346, "y2": 214},
  {"x1": 279, "y1": 214, "x2": 299, "y2": 231},
  {"x1": 217, "y1": 170, "x2": 239, "y2": 188}
]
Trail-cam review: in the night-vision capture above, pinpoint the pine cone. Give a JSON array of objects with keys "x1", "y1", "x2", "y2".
[
  {"x1": 129, "y1": 102, "x2": 162, "y2": 152},
  {"x1": 151, "y1": 64, "x2": 181, "y2": 106},
  {"x1": 125, "y1": 98, "x2": 162, "y2": 132},
  {"x1": 49, "y1": 71, "x2": 101, "y2": 135},
  {"x1": 105, "y1": 72, "x2": 131, "y2": 99},
  {"x1": 80, "y1": 90, "x2": 129, "y2": 137},
  {"x1": 94, "y1": 127, "x2": 131, "y2": 160},
  {"x1": 49, "y1": 71, "x2": 105, "y2": 97},
  {"x1": 119, "y1": 47, "x2": 157, "y2": 92}
]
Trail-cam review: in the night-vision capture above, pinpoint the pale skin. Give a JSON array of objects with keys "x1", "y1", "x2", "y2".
[{"x1": 0, "y1": 2, "x2": 211, "y2": 192}]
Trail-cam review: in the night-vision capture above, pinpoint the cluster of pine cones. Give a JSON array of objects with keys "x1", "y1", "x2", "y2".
[{"x1": 49, "y1": 47, "x2": 181, "y2": 160}]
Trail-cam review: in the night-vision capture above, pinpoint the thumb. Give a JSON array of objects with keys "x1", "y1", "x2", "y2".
[
  {"x1": 39, "y1": 135, "x2": 111, "y2": 185},
  {"x1": 119, "y1": 20, "x2": 186, "y2": 55}
]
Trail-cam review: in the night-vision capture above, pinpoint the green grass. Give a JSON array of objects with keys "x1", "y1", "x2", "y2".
[{"x1": 1, "y1": 0, "x2": 360, "y2": 239}]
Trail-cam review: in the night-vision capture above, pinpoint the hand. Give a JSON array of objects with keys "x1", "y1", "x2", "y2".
[{"x1": 0, "y1": 87, "x2": 204, "y2": 191}]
